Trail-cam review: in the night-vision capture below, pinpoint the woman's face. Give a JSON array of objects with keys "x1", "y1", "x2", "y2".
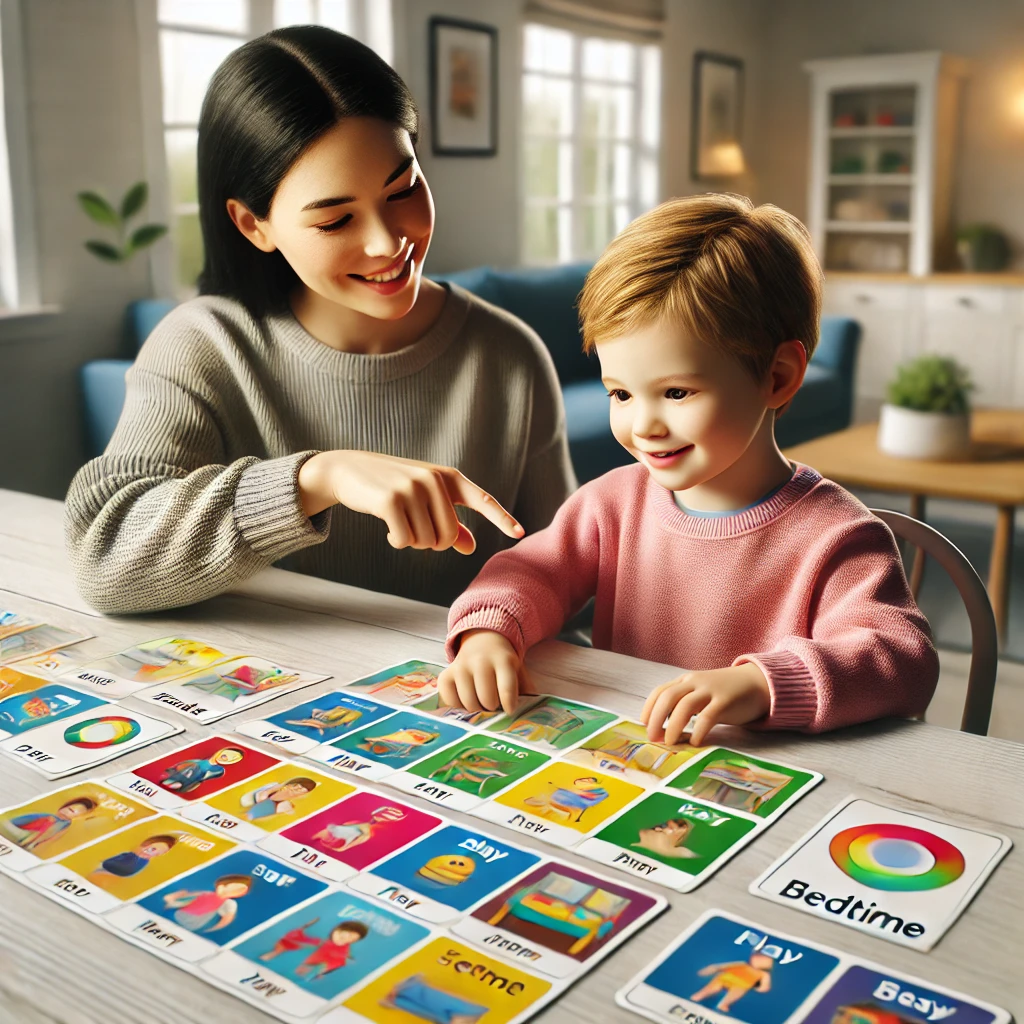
[{"x1": 245, "y1": 117, "x2": 435, "y2": 321}]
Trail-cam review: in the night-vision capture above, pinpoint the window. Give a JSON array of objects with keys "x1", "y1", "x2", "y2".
[
  {"x1": 148, "y1": 0, "x2": 392, "y2": 296},
  {"x1": 521, "y1": 23, "x2": 660, "y2": 265}
]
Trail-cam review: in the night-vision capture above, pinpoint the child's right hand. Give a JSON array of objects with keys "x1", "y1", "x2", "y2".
[{"x1": 439, "y1": 629, "x2": 524, "y2": 715}]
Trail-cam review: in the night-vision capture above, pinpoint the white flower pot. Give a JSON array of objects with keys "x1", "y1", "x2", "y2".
[{"x1": 878, "y1": 404, "x2": 971, "y2": 460}]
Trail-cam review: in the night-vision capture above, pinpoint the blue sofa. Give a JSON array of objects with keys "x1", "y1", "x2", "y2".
[{"x1": 81, "y1": 271, "x2": 860, "y2": 481}]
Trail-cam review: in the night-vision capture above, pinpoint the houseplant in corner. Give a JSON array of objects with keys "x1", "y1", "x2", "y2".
[{"x1": 878, "y1": 354, "x2": 973, "y2": 460}]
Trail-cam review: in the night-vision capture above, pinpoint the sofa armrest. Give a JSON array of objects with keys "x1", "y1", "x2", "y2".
[{"x1": 80, "y1": 359, "x2": 131, "y2": 458}]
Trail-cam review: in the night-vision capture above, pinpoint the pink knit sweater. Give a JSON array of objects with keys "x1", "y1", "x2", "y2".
[{"x1": 447, "y1": 463, "x2": 939, "y2": 732}]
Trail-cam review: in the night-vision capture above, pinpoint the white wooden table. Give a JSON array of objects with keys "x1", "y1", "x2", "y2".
[{"x1": 1, "y1": 488, "x2": 1022, "y2": 1024}]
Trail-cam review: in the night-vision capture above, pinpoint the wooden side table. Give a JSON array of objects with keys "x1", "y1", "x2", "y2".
[{"x1": 784, "y1": 409, "x2": 1024, "y2": 646}]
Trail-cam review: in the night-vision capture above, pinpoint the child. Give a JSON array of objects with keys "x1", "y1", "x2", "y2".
[
  {"x1": 241, "y1": 777, "x2": 316, "y2": 821},
  {"x1": 163, "y1": 873, "x2": 253, "y2": 932},
  {"x1": 5, "y1": 796, "x2": 96, "y2": 851},
  {"x1": 160, "y1": 747, "x2": 245, "y2": 792},
  {"x1": 294, "y1": 921, "x2": 368, "y2": 979},
  {"x1": 441, "y1": 194, "x2": 938, "y2": 745},
  {"x1": 692, "y1": 952, "x2": 774, "y2": 1011},
  {"x1": 92, "y1": 834, "x2": 177, "y2": 879}
]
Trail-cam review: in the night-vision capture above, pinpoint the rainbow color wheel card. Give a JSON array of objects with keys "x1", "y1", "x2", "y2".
[
  {"x1": 107, "y1": 734, "x2": 281, "y2": 810},
  {"x1": 387, "y1": 734, "x2": 551, "y2": 812},
  {"x1": 450, "y1": 858, "x2": 667, "y2": 980},
  {"x1": 346, "y1": 823, "x2": 542, "y2": 925},
  {"x1": 0, "y1": 780, "x2": 157, "y2": 874},
  {"x1": 0, "y1": 682, "x2": 111, "y2": 741},
  {"x1": 133, "y1": 654, "x2": 328, "y2": 724},
  {"x1": 178, "y1": 762, "x2": 357, "y2": 843},
  {"x1": 106, "y1": 846, "x2": 329, "y2": 966},
  {"x1": 323, "y1": 935, "x2": 561, "y2": 1024},
  {"x1": 201, "y1": 889, "x2": 432, "y2": 1021},
  {"x1": 236, "y1": 690, "x2": 401, "y2": 756},
  {"x1": 0, "y1": 705, "x2": 183, "y2": 779},
  {"x1": 0, "y1": 622, "x2": 91, "y2": 665},
  {"x1": 339, "y1": 660, "x2": 444, "y2": 705},
  {"x1": 749, "y1": 796, "x2": 1012, "y2": 950}
]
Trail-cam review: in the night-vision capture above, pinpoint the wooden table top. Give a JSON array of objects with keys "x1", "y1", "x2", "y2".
[
  {"x1": 1, "y1": 488, "x2": 1022, "y2": 1023},
  {"x1": 784, "y1": 409, "x2": 1024, "y2": 505}
]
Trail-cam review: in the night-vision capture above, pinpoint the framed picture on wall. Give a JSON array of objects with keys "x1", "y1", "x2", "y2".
[
  {"x1": 691, "y1": 51, "x2": 745, "y2": 179},
  {"x1": 429, "y1": 17, "x2": 498, "y2": 157}
]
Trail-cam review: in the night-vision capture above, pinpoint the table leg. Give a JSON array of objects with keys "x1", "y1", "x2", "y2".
[
  {"x1": 989, "y1": 506, "x2": 1014, "y2": 647},
  {"x1": 908, "y1": 495, "x2": 926, "y2": 598}
]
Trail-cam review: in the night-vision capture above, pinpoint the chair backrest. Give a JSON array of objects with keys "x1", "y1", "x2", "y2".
[{"x1": 870, "y1": 508, "x2": 998, "y2": 735}]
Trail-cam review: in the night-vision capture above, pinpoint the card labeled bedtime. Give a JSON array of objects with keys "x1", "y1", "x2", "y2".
[{"x1": 750, "y1": 796, "x2": 1012, "y2": 950}]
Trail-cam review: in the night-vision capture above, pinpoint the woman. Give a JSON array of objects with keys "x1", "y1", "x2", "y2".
[{"x1": 66, "y1": 27, "x2": 574, "y2": 613}]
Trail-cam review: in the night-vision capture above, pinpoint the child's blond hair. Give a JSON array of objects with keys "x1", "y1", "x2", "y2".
[{"x1": 578, "y1": 193, "x2": 823, "y2": 381}]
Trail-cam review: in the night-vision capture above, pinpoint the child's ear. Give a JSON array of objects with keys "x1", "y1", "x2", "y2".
[
  {"x1": 767, "y1": 340, "x2": 808, "y2": 413},
  {"x1": 226, "y1": 198, "x2": 277, "y2": 253}
]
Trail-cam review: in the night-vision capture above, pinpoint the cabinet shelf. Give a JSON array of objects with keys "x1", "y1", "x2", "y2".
[
  {"x1": 829, "y1": 174, "x2": 915, "y2": 185},
  {"x1": 828, "y1": 126, "x2": 916, "y2": 138},
  {"x1": 826, "y1": 220, "x2": 913, "y2": 234}
]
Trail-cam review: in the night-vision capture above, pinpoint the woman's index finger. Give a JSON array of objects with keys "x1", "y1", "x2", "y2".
[{"x1": 443, "y1": 471, "x2": 524, "y2": 539}]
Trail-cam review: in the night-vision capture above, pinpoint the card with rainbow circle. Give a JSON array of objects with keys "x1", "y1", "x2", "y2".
[{"x1": 749, "y1": 796, "x2": 1012, "y2": 950}]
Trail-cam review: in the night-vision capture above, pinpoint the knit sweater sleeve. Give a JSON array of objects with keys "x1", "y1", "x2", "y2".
[
  {"x1": 64, "y1": 311, "x2": 329, "y2": 615},
  {"x1": 446, "y1": 485, "x2": 601, "y2": 659},
  {"x1": 735, "y1": 518, "x2": 939, "y2": 732}
]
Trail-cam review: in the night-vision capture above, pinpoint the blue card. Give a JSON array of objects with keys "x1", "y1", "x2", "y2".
[{"x1": 0, "y1": 685, "x2": 107, "y2": 740}]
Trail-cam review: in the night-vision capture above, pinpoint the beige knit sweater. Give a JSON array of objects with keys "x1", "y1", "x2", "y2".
[{"x1": 65, "y1": 285, "x2": 576, "y2": 614}]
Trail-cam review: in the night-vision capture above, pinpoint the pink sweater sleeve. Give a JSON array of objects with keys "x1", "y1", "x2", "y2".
[
  {"x1": 736, "y1": 519, "x2": 940, "y2": 732},
  {"x1": 446, "y1": 488, "x2": 601, "y2": 660}
]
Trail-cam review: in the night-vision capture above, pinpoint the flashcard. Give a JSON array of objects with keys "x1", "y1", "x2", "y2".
[
  {"x1": 340, "y1": 659, "x2": 444, "y2": 704},
  {"x1": 347, "y1": 824, "x2": 542, "y2": 924},
  {"x1": 107, "y1": 735, "x2": 280, "y2": 810},
  {"x1": 106, "y1": 847, "x2": 329, "y2": 964},
  {"x1": 410, "y1": 692, "x2": 507, "y2": 727},
  {"x1": 388, "y1": 734, "x2": 550, "y2": 812},
  {"x1": 24, "y1": 814, "x2": 235, "y2": 917},
  {"x1": 202, "y1": 889, "x2": 431, "y2": 1020},
  {"x1": 473, "y1": 762, "x2": 644, "y2": 848},
  {"x1": 330, "y1": 935, "x2": 558, "y2": 1024},
  {"x1": 616, "y1": 909, "x2": 842, "y2": 1024},
  {"x1": 452, "y1": 860, "x2": 666, "y2": 980},
  {"x1": 0, "y1": 682, "x2": 109, "y2": 740},
  {"x1": 0, "y1": 780, "x2": 156, "y2": 873},
  {"x1": 665, "y1": 747, "x2": 822, "y2": 820},
  {"x1": 179, "y1": 763, "x2": 357, "y2": 842},
  {"x1": 0, "y1": 622, "x2": 90, "y2": 665},
  {"x1": 0, "y1": 609, "x2": 37, "y2": 639},
  {"x1": 62, "y1": 635, "x2": 231, "y2": 698},
  {"x1": 0, "y1": 706, "x2": 182, "y2": 779},
  {"x1": 259, "y1": 790, "x2": 442, "y2": 883},
  {"x1": 579, "y1": 789, "x2": 760, "y2": 891},
  {"x1": 307, "y1": 710, "x2": 468, "y2": 782},
  {"x1": 0, "y1": 665, "x2": 50, "y2": 699},
  {"x1": 485, "y1": 695, "x2": 620, "y2": 754},
  {"x1": 236, "y1": 691, "x2": 400, "y2": 756},
  {"x1": 135, "y1": 655, "x2": 327, "y2": 724},
  {"x1": 750, "y1": 797, "x2": 1012, "y2": 950},
  {"x1": 560, "y1": 720, "x2": 707, "y2": 788},
  {"x1": 6, "y1": 649, "x2": 83, "y2": 681}
]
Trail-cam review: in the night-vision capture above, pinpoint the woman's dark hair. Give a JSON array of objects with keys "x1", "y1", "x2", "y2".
[{"x1": 197, "y1": 26, "x2": 419, "y2": 317}]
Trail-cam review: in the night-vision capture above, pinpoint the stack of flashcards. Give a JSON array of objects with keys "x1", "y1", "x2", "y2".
[
  {"x1": 63, "y1": 635, "x2": 327, "y2": 723},
  {"x1": 750, "y1": 797, "x2": 1013, "y2": 950},
  {"x1": 617, "y1": 909, "x2": 1012, "y2": 1024},
  {"x1": 0, "y1": 609, "x2": 90, "y2": 666}
]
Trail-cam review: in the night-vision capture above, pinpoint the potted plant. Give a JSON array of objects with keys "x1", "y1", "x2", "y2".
[{"x1": 878, "y1": 355, "x2": 973, "y2": 460}]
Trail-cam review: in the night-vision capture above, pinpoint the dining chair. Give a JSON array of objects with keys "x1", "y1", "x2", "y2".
[{"x1": 870, "y1": 508, "x2": 998, "y2": 736}]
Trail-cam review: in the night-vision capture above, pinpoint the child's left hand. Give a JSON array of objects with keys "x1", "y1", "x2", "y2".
[{"x1": 641, "y1": 663, "x2": 771, "y2": 746}]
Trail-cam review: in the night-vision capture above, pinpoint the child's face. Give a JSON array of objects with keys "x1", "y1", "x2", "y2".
[
  {"x1": 331, "y1": 927, "x2": 363, "y2": 946},
  {"x1": 216, "y1": 880, "x2": 251, "y2": 898},
  {"x1": 58, "y1": 802, "x2": 91, "y2": 821},
  {"x1": 138, "y1": 840, "x2": 172, "y2": 858},
  {"x1": 273, "y1": 783, "x2": 308, "y2": 802},
  {"x1": 599, "y1": 320, "x2": 778, "y2": 499}
]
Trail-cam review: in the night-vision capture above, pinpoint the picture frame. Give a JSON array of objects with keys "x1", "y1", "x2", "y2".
[
  {"x1": 691, "y1": 51, "x2": 745, "y2": 180},
  {"x1": 429, "y1": 17, "x2": 498, "y2": 157}
]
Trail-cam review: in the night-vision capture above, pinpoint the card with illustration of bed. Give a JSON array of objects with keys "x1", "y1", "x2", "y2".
[
  {"x1": 259, "y1": 790, "x2": 443, "y2": 884},
  {"x1": 0, "y1": 780, "x2": 157, "y2": 874},
  {"x1": 0, "y1": 682, "x2": 111, "y2": 741},
  {"x1": 472, "y1": 761, "x2": 645, "y2": 848},
  {"x1": 22, "y1": 813, "x2": 236, "y2": 918},
  {"x1": 107, "y1": 735, "x2": 281, "y2": 810},
  {"x1": 484, "y1": 696, "x2": 620, "y2": 755},
  {"x1": 236, "y1": 690, "x2": 401, "y2": 756},
  {"x1": 106, "y1": 846, "x2": 329, "y2": 966},
  {"x1": 558, "y1": 720, "x2": 708, "y2": 789},
  {"x1": 133, "y1": 655, "x2": 328, "y2": 725},
  {"x1": 387, "y1": 734, "x2": 551, "y2": 812},
  {"x1": 347, "y1": 823, "x2": 542, "y2": 925},
  {"x1": 578, "y1": 789, "x2": 761, "y2": 891},
  {"x1": 339, "y1": 660, "x2": 445, "y2": 705},
  {"x1": 328, "y1": 934, "x2": 559, "y2": 1024},
  {"x1": 202, "y1": 888, "x2": 431, "y2": 1021},
  {"x1": 306, "y1": 710, "x2": 469, "y2": 782},
  {"x1": 663, "y1": 748, "x2": 822, "y2": 820},
  {"x1": 0, "y1": 622, "x2": 91, "y2": 666},
  {"x1": 451, "y1": 859, "x2": 666, "y2": 980},
  {"x1": 178, "y1": 762, "x2": 358, "y2": 843}
]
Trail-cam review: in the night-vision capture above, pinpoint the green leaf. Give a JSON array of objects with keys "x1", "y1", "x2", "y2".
[
  {"x1": 77, "y1": 192, "x2": 120, "y2": 227},
  {"x1": 84, "y1": 240, "x2": 125, "y2": 262},
  {"x1": 127, "y1": 223, "x2": 168, "y2": 252},
  {"x1": 886, "y1": 355, "x2": 973, "y2": 414},
  {"x1": 120, "y1": 181, "x2": 148, "y2": 220}
]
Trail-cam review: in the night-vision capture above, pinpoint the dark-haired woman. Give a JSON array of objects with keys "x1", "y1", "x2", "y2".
[{"x1": 66, "y1": 27, "x2": 574, "y2": 614}]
